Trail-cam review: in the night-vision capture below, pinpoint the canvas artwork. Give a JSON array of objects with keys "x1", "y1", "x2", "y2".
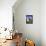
[{"x1": 26, "y1": 15, "x2": 33, "y2": 24}]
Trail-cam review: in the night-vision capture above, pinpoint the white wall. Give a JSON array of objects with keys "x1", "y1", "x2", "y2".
[
  {"x1": 13, "y1": 0, "x2": 41, "y2": 46},
  {"x1": 41, "y1": 0, "x2": 46, "y2": 46},
  {"x1": 0, "y1": 0, "x2": 16, "y2": 30}
]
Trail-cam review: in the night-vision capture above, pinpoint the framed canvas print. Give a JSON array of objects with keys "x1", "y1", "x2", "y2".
[{"x1": 26, "y1": 15, "x2": 33, "y2": 24}]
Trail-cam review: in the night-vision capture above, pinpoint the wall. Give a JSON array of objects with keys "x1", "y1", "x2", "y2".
[
  {"x1": 41, "y1": 0, "x2": 46, "y2": 46},
  {"x1": 0, "y1": 0, "x2": 16, "y2": 30},
  {"x1": 13, "y1": 0, "x2": 41, "y2": 46}
]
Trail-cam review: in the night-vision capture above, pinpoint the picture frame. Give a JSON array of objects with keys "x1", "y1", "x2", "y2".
[{"x1": 26, "y1": 15, "x2": 33, "y2": 24}]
